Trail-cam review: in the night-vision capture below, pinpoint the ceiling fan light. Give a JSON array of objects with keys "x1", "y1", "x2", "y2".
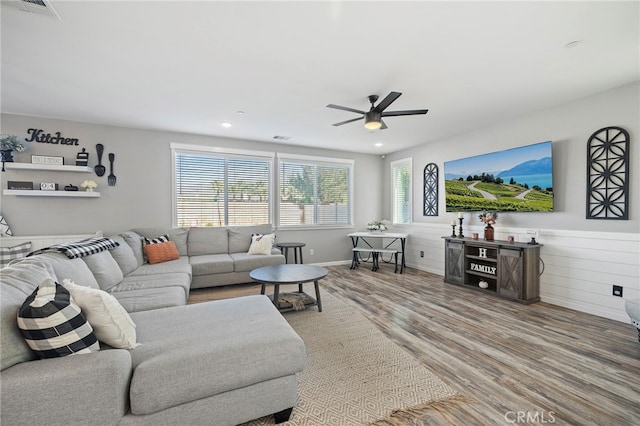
[{"x1": 364, "y1": 112, "x2": 382, "y2": 130}]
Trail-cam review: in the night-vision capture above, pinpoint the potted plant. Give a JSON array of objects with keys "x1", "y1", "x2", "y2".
[
  {"x1": 0, "y1": 134, "x2": 26, "y2": 169},
  {"x1": 367, "y1": 220, "x2": 389, "y2": 232}
]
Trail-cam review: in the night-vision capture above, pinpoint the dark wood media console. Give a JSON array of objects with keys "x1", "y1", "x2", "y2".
[{"x1": 442, "y1": 236, "x2": 542, "y2": 304}]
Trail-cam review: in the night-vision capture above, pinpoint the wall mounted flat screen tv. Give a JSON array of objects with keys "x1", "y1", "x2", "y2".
[{"x1": 444, "y1": 141, "x2": 553, "y2": 212}]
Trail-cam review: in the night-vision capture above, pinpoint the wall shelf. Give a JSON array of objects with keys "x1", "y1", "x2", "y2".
[
  {"x1": 3, "y1": 163, "x2": 93, "y2": 173},
  {"x1": 3, "y1": 190, "x2": 100, "y2": 198}
]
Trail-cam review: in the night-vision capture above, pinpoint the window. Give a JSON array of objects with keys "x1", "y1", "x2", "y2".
[
  {"x1": 391, "y1": 158, "x2": 412, "y2": 224},
  {"x1": 172, "y1": 145, "x2": 272, "y2": 227},
  {"x1": 278, "y1": 155, "x2": 353, "y2": 228}
]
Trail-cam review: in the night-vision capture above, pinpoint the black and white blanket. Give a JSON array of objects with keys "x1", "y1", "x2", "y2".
[{"x1": 28, "y1": 237, "x2": 120, "y2": 259}]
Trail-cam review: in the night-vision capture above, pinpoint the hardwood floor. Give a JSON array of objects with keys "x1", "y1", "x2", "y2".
[{"x1": 188, "y1": 265, "x2": 640, "y2": 425}]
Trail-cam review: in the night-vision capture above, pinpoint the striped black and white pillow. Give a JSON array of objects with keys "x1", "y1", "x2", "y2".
[
  {"x1": 142, "y1": 234, "x2": 170, "y2": 246},
  {"x1": 17, "y1": 279, "x2": 100, "y2": 359}
]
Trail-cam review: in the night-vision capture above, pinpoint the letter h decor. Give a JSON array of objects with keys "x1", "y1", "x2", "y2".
[{"x1": 586, "y1": 126, "x2": 629, "y2": 220}]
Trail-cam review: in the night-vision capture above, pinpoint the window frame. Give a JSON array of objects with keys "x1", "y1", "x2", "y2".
[
  {"x1": 391, "y1": 157, "x2": 412, "y2": 225},
  {"x1": 276, "y1": 153, "x2": 354, "y2": 230},
  {"x1": 171, "y1": 143, "x2": 275, "y2": 228}
]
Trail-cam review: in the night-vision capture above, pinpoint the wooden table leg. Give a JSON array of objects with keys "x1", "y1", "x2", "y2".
[
  {"x1": 314, "y1": 280, "x2": 322, "y2": 312},
  {"x1": 260, "y1": 283, "x2": 266, "y2": 295}
]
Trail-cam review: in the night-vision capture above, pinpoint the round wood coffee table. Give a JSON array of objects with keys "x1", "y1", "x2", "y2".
[{"x1": 250, "y1": 264, "x2": 328, "y2": 312}]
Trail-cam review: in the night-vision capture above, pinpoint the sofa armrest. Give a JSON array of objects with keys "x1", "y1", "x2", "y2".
[{"x1": 0, "y1": 349, "x2": 132, "y2": 426}]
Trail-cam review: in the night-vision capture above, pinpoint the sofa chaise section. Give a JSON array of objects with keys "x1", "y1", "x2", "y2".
[{"x1": 122, "y1": 296, "x2": 306, "y2": 425}]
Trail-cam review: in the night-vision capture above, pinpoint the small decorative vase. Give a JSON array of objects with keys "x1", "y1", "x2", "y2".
[
  {"x1": 484, "y1": 224, "x2": 494, "y2": 241},
  {"x1": 85, "y1": 187, "x2": 94, "y2": 192}
]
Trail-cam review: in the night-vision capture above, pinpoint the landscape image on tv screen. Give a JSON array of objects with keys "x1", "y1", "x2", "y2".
[{"x1": 444, "y1": 141, "x2": 553, "y2": 212}]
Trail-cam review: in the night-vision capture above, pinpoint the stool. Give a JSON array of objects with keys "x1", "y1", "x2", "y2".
[{"x1": 275, "y1": 242, "x2": 306, "y2": 264}]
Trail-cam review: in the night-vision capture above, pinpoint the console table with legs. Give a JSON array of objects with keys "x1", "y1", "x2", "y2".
[{"x1": 348, "y1": 232, "x2": 408, "y2": 273}]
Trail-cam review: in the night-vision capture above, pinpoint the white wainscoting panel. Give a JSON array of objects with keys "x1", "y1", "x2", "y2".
[{"x1": 399, "y1": 223, "x2": 639, "y2": 323}]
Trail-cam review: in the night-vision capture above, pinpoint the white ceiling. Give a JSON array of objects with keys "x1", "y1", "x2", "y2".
[{"x1": 1, "y1": 1, "x2": 639, "y2": 154}]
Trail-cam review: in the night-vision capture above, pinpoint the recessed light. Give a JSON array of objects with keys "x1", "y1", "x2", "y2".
[
  {"x1": 375, "y1": 142, "x2": 383, "y2": 147},
  {"x1": 564, "y1": 40, "x2": 582, "y2": 49},
  {"x1": 236, "y1": 111, "x2": 245, "y2": 115},
  {"x1": 221, "y1": 122, "x2": 232, "y2": 128}
]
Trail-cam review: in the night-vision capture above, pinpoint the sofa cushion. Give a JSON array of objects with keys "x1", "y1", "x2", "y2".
[
  {"x1": 133, "y1": 227, "x2": 189, "y2": 256},
  {"x1": 228, "y1": 224, "x2": 273, "y2": 253},
  {"x1": 120, "y1": 231, "x2": 144, "y2": 268},
  {"x1": 231, "y1": 252, "x2": 285, "y2": 273},
  {"x1": 17, "y1": 279, "x2": 100, "y2": 359},
  {"x1": 111, "y1": 286, "x2": 187, "y2": 313},
  {"x1": 108, "y1": 235, "x2": 138, "y2": 275},
  {"x1": 110, "y1": 272, "x2": 191, "y2": 299},
  {"x1": 1, "y1": 260, "x2": 56, "y2": 370},
  {"x1": 62, "y1": 279, "x2": 138, "y2": 349},
  {"x1": 36, "y1": 252, "x2": 101, "y2": 289},
  {"x1": 0, "y1": 241, "x2": 31, "y2": 268},
  {"x1": 248, "y1": 233, "x2": 275, "y2": 255},
  {"x1": 187, "y1": 227, "x2": 229, "y2": 255},
  {"x1": 128, "y1": 295, "x2": 305, "y2": 415},
  {"x1": 82, "y1": 251, "x2": 124, "y2": 291},
  {"x1": 189, "y1": 254, "x2": 234, "y2": 276},
  {"x1": 144, "y1": 241, "x2": 180, "y2": 264},
  {"x1": 126, "y1": 256, "x2": 191, "y2": 278}
]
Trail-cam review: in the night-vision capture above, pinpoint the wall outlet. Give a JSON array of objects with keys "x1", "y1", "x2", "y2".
[
  {"x1": 419, "y1": 250, "x2": 424, "y2": 258},
  {"x1": 309, "y1": 249, "x2": 314, "y2": 256},
  {"x1": 612, "y1": 285, "x2": 623, "y2": 297}
]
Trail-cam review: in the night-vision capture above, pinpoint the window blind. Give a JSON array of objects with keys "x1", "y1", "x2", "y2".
[
  {"x1": 279, "y1": 159, "x2": 352, "y2": 227},
  {"x1": 175, "y1": 151, "x2": 271, "y2": 227},
  {"x1": 391, "y1": 158, "x2": 412, "y2": 224}
]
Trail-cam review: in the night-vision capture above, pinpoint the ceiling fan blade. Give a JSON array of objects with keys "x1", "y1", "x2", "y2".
[
  {"x1": 381, "y1": 109, "x2": 429, "y2": 117},
  {"x1": 332, "y1": 116, "x2": 364, "y2": 126},
  {"x1": 373, "y1": 92, "x2": 402, "y2": 113},
  {"x1": 380, "y1": 119, "x2": 388, "y2": 130},
  {"x1": 326, "y1": 104, "x2": 365, "y2": 115}
]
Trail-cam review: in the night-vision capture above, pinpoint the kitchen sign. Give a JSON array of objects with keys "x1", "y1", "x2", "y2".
[{"x1": 25, "y1": 128, "x2": 79, "y2": 146}]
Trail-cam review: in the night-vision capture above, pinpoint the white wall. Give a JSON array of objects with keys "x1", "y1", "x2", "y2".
[
  {"x1": 0, "y1": 115, "x2": 384, "y2": 264},
  {"x1": 2, "y1": 82, "x2": 638, "y2": 322},
  {"x1": 383, "y1": 82, "x2": 640, "y2": 322}
]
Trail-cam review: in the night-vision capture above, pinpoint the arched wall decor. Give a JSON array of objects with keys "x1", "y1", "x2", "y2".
[
  {"x1": 586, "y1": 126, "x2": 629, "y2": 220},
  {"x1": 423, "y1": 162, "x2": 438, "y2": 216}
]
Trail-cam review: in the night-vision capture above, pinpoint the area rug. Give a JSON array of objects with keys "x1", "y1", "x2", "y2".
[{"x1": 240, "y1": 291, "x2": 464, "y2": 425}]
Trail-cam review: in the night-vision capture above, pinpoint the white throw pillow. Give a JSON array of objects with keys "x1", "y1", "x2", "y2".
[
  {"x1": 248, "y1": 233, "x2": 275, "y2": 255},
  {"x1": 62, "y1": 279, "x2": 138, "y2": 349}
]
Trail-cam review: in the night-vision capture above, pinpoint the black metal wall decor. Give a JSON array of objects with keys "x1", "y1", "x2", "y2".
[
  {"x1": 423, "y1": 162, "x2": 438, "y2": 216},
  {"x1": 586, "y1": 126, "x2": 629, "y2": 220}
]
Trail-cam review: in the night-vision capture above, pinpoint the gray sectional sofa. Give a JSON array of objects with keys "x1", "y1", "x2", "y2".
[{"x1": 1, "y1": 224, "x2": 306, "y2": 426}]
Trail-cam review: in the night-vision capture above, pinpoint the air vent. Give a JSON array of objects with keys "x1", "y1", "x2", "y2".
[
  {"x1": 273, "y1": 136, "x2": 291, "y2": 141},
  {"x1": 7, "y1": 0, "x2": 61, "y2": 20}
]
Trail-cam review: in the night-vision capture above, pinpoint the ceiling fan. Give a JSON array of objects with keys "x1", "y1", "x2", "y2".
[{"x1": 326, "y1": 91, "x2": 428, "y2": 130}]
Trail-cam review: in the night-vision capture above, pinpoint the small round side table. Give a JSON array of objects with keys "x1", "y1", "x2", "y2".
[{"x1": 275, "y1": 242, "x2": 306, "y2": 264}]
